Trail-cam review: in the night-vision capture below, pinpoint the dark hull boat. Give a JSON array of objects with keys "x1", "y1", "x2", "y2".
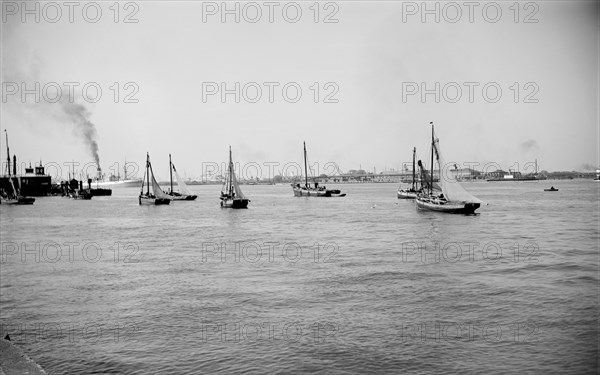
[
  {"x1": 416, "y1": 122, "x2": 484, "y2": 215},
  {"x1": 544, "y1": 187, "x2": 558, "y2": 191},
  {"x1": 220, "y1": 195, "x2": 250, "y2": 208},
  {"x1": 166, "y1": 154, "x2": 197, "y2": 201},
  {"x1": 0, "y1": 194, "x2": 35, "y2": 205},
  {"x1": 72, "y1": 190, "x2": 92, "y2": 200},
  {"x1": 90, "y1": 188, "x2": 112, "y2": 196},
  {"x1": 169, "y1": 192, "x2": 197, "y2": 201},
  {"x1": 220, "y1": 147, "x2": 250, "y2": 209},
  {"x1": 139, "y1": 153, "x2": 171, "y2": 205},
  {"x1": 291, "y1": 142, "x2": 346, "y2": 198},
  {"x1": 139, "y1": 196, "x2": 170, "y2": 205}
]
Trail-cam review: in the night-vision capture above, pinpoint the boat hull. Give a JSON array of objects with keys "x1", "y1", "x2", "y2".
[
  {"x1": 90, "y1": 188, "x2": 112, "y2": 196},
  {"x1": 139, "y1": 195, "x2": 171, "y2": 205},
  {"x1": 416, "y1": 197, "x2": 480, "y2": 214},
  {"x1": 168, "y1": 194, "x2": 197, "y2": 201},
  {"x1": 0, "y1": 196, "x2": 35, "y2": 205},
  {"x1": 94, "y1": 179, "x2": 143, "y2": 188},
  {"x1": 221, "y1": 198, "x2": 249, "y2": 209},
  {"x1": 72, "y1": 191, "x2": 93, "y2": 200},
  {"x1": 397, "y1": 189, "x2": 420, "y2": 199},
  {"x1": 292, "y1": 186, "x2": 346, "y2": 197}
]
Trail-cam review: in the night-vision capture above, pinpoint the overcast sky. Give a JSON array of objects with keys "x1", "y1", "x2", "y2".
[{"x1": 1, "y1": 1, "x2": 598, "y2": 180}]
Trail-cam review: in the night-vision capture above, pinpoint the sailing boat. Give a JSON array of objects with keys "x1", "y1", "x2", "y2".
[
  {"x1": 291, "y1": 142, "x2": 346, "y2": 197},
  {"x1": 397, "y1": 147, "x2": 423, "y2": 199},
  {"x1": 0, "y1": 130, "x2": 35, "y2": 205},
  {"x1": 416, "y1": 122, "x2": 483, "y2": 214},
  {"x1": 220, "y1": 146, "x2": 250, "y2": 208},
  {"x1": 166, "y1": 154, "x2": 197, "y2": 201},
  {"x1": 139, "y1": 153, "x2": 171, "y2": 205}
]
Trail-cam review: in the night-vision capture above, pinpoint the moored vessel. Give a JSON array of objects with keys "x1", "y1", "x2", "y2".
[
  {"x1": 0, "y1": 130, "x2": 35, "y2": 205},
  {"x1": 416, "y1": 122, "x2": 484, "y2": 215},
  {"x1": 397, "y1": 147, "x2": 423, "y2": 199},
  {"x1": 291, "y1": 142, "x2": 346, "y2": 197}
]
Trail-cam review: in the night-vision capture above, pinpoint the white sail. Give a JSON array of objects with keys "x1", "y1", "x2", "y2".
[
  {"x1": 172, "y1": 164, "x2": 194, "y2": 196},
  {"x1": 433, "y1": 137, "x2": 483, "y2": 204},
  {"x1": 231, "y1": 166, "x2": 247, "y2": 199},
  {"x1": 149, "y1": 163, "x2": 170, "y2": 200}
]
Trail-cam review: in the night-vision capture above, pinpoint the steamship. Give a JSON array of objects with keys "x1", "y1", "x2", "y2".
[{"x1": 91, "y1": 162, "x2": 142, "y2": 188}]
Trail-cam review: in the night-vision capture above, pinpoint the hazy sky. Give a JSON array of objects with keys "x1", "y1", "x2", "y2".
[{"x1": 1, "y1": 1, "x2": 598, "y2": 180}]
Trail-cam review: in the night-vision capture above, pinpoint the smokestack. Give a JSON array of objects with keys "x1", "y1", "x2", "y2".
[
  {"x1": 79, "y1": 181, "x2": 83, "y2": 190},
  {"x1": 88, "y1": 178, "x2": 92, "y2": 190},
  {"x1": 13, "y1": 155, "x2": 16, "y2": 175}
]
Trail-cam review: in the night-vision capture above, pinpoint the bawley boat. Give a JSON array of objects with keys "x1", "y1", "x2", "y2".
[
  {"x1": 397, "y1": 147, "x2": 423, "y2": 199},
  {"x1": 0, "y1": 130, "x2": 35, "y2": 205},
  {"x1": 166, "y1": 154, "x2": 197, "y2": 201},
  {"x1": 416, "y1": 122, "x2": 484, "y2": 214},
  {"x1": 139, "y1": 153, "x2": 171, "y2": 205},
  {"x1": 220, "y1": 147, "x2": 250, "y2": 209},
  {"x1": 291, "y1": 142, "x2": 346, "y2": 197}
]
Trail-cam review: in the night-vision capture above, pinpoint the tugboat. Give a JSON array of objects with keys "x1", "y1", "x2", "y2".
[{"x1": 90, "y1": 169, "x2": 112, "y2": 196}]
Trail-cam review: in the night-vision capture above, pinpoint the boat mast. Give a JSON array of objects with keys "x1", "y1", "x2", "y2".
[
  {"x1": 4, "y1": 130, "x2": 10, "y2": 177},
  {"x1": 430, "y1": 122, "x2": 434, "y2": 195},
  {"x1": 303, "y1": 141, "x2": 308, "y2": 188},
  {"x1": 229, "y1": 146, "x2": 233, "y2": 196},
  {"x1": 169, "y1": 154, "x2": 173, "y2": 194},
  {"x1": 146, "y1": 153, "x2": 150, "y2": 195},
  {"x1": 412, "y1": 147, "x2": 416, "y2": 190}
]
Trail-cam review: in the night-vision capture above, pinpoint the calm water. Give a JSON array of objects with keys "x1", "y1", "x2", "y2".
[{"x1": 1, "y1": 181, "x2": 598, "y2": 374}]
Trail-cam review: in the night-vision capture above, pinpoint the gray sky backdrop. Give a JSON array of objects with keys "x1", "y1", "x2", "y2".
[{"x1": 1, "y1": 1, "x2": 598, "y2": 180}]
